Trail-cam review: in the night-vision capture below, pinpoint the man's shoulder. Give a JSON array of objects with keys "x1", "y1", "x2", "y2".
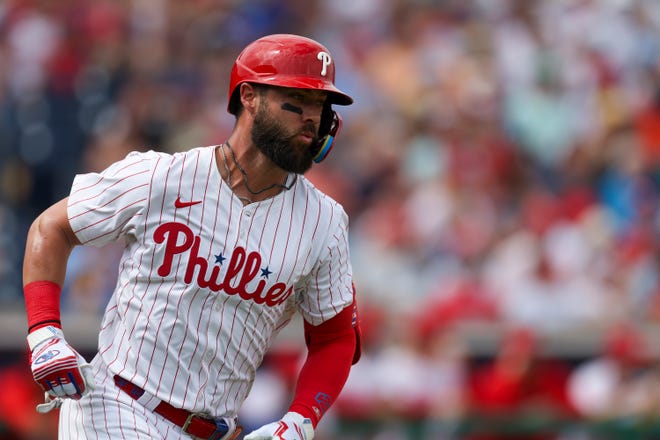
[
  {"x1": 125, "y1": 145, "x2": 212, "y2": 160},
  {"x1": 114, "y1": 149, "x2": 171, "y2": 168},
  {"x1": 122, "y1": 146, "x2": 214, "y2": 171},
  {"x1": 296, "y1": 176, "x2": 349, "y2": 220}
]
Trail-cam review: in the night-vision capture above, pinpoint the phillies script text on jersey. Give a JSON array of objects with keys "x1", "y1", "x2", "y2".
[{"x1": 154, "y1": 221, "x2": 294, "y2": 307}]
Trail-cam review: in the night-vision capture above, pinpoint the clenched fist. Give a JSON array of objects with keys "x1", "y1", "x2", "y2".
[{"x1": 28, "y1": 326, "x2": 95, "y2": 410}]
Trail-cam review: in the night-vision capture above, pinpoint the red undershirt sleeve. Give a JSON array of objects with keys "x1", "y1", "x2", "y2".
[{"x1": 288, "y1": 299, "x2": 361, "y2": 427}]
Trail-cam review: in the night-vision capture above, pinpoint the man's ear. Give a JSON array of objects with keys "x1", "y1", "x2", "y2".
[{"x1": 239, "y1": 83, "x2": 259, "y2": 115}]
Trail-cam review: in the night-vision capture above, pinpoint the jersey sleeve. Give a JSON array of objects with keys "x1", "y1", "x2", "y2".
[
  {"x1": 298, "y1": 206, "x2": 354, "y2": 326},
  {"x1": 67, "y1": 150, "x2": 157, "y2": 247}
]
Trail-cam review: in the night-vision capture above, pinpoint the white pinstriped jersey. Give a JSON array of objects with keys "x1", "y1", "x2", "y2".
[{"x1": 66, "y1": 145, "x2": 354, "y2": 419}]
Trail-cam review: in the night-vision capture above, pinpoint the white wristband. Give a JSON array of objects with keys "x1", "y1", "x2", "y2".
[{"x1": 27, "y1": 325, "x2": 64, "y2": 351}]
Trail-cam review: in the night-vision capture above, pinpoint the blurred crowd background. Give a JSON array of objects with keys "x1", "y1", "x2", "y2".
[{"x1": 1, "y1": 0, "x2": 660, "y2": 439}]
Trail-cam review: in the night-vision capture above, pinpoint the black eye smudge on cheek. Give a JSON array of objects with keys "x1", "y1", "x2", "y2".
[{"x1": 281, "y1": 102, "x2": 303, "y2": 115}]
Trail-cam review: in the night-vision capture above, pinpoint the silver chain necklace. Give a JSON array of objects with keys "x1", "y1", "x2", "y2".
[{"x1": 219, "y1": 142, "x2": 296, "y2": 204}]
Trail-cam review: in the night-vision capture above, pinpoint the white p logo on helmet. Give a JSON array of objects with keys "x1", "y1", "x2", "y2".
[{"x1": 317, "y1": 51, "x2": 332, "y2": 77}]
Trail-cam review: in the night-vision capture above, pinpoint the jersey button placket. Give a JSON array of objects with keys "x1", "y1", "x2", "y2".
[{"x1": 240, "y1": 207, "x2": 254, "y2": 240}]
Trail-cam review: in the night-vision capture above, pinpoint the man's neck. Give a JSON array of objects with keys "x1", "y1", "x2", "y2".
[{"x1": 215, "y1": 142, "x2": 292, "y2": 205}]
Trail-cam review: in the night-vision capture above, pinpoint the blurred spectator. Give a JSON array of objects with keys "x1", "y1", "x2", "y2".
[
  {"x1": 467, "y1": 327, "x2": 576, "y2": 440},
  {"x1": 633, "y1": 73, "x2": 660, "y2": 166},
  {"x1": 418, "y1": 324, "x2": 470, "y2": 440},
  {"x1": 335, "y1": 306, "x2": 469, "y2": 440},
  {"x1": 567, "y1": 323, "x2": 657, "y2": 420}
]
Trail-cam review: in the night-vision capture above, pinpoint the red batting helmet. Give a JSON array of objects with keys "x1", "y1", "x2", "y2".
[{"x1": 227, "y1": 34, "x2": 353, "y2": 114}]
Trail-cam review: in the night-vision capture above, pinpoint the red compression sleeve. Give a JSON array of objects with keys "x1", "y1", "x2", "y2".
[
  {"x1": 24, "y1": 280, "x2": 62, "y2": 332},
  {"x1": 289, "y1": 303, "x2": 357, "y2": 427}
]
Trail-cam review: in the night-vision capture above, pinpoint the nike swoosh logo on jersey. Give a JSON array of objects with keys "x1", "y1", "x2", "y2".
[{"x1": 174, "y1": 196, "x2": 202, "y2": 208}]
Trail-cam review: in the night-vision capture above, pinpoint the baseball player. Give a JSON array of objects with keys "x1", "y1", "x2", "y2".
[{"x1": 23, "y1": 34, "x2": 361, "y2": 440}]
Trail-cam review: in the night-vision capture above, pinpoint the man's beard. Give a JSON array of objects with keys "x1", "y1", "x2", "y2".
[{"x1": 251, "y1": 104, "x2": 317, "y2": 174}]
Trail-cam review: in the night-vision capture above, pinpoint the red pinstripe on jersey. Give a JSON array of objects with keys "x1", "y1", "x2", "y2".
[{"x1": 66, "y1": 146, "x2": 354, "y2": 421}]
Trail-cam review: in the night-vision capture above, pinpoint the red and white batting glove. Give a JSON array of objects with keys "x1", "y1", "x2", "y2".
[
  {"x1": 28, "y1": 325, "x2": 95, "y2": 412},
  {"x1": 244, "y1": 412, "x2": 314, "y2": 440}
]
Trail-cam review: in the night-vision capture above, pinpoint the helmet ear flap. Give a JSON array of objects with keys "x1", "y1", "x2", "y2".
[{"x1": 312, "y1": 104, "x2": 342, "y2": 163}]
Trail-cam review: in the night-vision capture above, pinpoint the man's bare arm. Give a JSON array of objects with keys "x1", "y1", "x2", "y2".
[{"x1": 23, "y1": 197, "x2": 80, "y2": 286}]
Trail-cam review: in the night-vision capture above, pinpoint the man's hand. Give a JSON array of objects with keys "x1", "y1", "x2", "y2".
[
  {"x1": 244, "y1": 412, "x2": 314, "y2": 440},
  {"x1": 28, "y1": 326, "x2": 95, "y2": 408}
]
